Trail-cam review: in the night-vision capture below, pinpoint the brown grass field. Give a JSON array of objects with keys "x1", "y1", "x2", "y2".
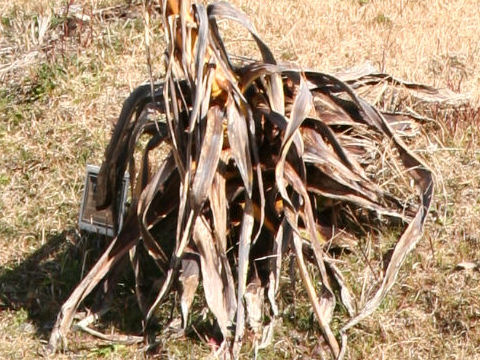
[{"x1": 1, "y1": 0, "x2": 479, "y2": 359}]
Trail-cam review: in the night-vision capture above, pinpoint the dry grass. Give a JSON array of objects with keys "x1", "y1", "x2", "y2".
[{"x1": 0, "y1": 0, "x2": 479, "y2": 359}]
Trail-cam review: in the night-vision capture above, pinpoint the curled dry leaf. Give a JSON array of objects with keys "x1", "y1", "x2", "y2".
[{"x1": 455, "y1": 262, "x2": 479, "y2": 271}]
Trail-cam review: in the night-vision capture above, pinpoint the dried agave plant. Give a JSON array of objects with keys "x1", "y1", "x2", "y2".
[{"x1": 48, "y1": 1, "x2": 439, "y2": 358}]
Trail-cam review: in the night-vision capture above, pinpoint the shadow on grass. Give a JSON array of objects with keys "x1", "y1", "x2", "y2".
[
  {"x1": 0, "y1": 229, "x2": 218, "y2": 356},
  {"x1": 0, "y1": 229, "x2": 144, "y2": 341}
]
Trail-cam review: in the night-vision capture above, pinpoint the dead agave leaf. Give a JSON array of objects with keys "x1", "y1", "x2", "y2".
[
  {"x1": 46, "y1": 1, "x2": 454, "y2": 359},
  {"x1": 179, "y1": 254, "x2": 200, "y2": 328},
  {"x1": 335, "y1": 62, "x2": 469, "y2": 106},
  {"x1": 193, "y1": 216, "x2": 236, "y2": 338}
]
